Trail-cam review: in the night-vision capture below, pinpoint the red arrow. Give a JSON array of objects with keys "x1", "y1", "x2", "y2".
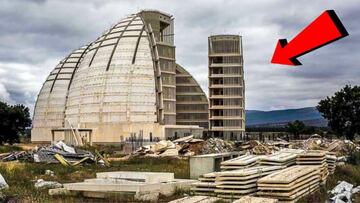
[{"x1": 271, "y1": 10, "x2": 348, "y2": 66}]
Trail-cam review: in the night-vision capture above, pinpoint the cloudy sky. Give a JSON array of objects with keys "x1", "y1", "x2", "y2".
[{"x1": 0, "y1": 0, "x2": 359, "y2": 113}]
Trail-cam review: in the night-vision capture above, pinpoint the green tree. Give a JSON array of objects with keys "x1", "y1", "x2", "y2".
[
  {"x1": 0, "y1": 101, "x2": 32, "y2": 144},
  {"x1": 317, "y1": 85, "x2": 360, "y2": 140},
  {"x1": 285, "y1": 120, "x2": 306, "y2": 139}
]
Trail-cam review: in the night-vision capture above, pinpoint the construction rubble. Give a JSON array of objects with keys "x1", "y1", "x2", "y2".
[
  {"x1": 329, "y1": 181, "x2": 360, "y2": 203},
  {"x1": 35, "y1": 179, "x2": 62, "y2": 190},
  {"x1": 292, "y1": 137, "x2": 359, "y2": 156},
  {"x1": 134, "y1": 136, "x2": 235, "y2": 157},
  {"x1": 0, "y1": 173, "x2": 8, "y2": 190},
  {"x1": 0, "y1": 141, "x2": 108, "y2": 166},
  {"x1": 133, "y1": 134, "x2": 359, "y2": 159}
]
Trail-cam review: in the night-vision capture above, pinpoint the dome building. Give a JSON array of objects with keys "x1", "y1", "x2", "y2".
[{"x1": 31, "y1": 10, "x2": 208, "y2": 144}]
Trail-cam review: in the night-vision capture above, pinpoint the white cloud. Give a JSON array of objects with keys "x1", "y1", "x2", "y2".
[
  {"x1": 0, "y1": 0, "x2": 359, "y2": 111},
  {"x1": 0, "y1": 83, "x2": 12, "y2": 103}
]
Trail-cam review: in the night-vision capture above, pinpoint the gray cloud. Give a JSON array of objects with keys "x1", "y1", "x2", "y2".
[{"x1": 0, "y1": 0, "x2": 359, "y2": 113}]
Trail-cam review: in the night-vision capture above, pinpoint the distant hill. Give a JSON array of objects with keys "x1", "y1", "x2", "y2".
[{"x1": 245, "y1": 107, "x2": 327, "y2": 127}]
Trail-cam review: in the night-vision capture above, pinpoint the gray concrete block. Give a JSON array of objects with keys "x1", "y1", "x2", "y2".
[{"x1": 96, "y1": 171, "x2": 174, "y2": 183}]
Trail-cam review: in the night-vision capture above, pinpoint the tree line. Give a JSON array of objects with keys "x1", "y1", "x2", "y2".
[
  {"x1": 0, "y1": 101, "x2": 31, "y2": 144},
  {"x1": 247, "y1": 85, "x2": 360, "y2": 141}
]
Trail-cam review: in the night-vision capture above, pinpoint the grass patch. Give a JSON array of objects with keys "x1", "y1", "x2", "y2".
[{"x1": 0, "y1": 145, "x2": 22, "y2": 153}]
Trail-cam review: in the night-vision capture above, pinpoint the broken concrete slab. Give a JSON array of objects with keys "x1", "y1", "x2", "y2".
[
  {"x1": 0, "y1": 173, "x2": 8, "y2": 189},
  {"x1": 35, "y1": 179, "x2": 62, "y2": 189},
  {"x1": 159, "y1": 148, "x2": 179, "y2": 157},
  {"x1": 54, "y1": 140, "x2": 76, "y2": 154},
  {"x1": 48, "y1": 188, "x2": 71, "y2": 196},
  {"x1": 96, "y1": 171, "x2": 174, "y2": 183}
]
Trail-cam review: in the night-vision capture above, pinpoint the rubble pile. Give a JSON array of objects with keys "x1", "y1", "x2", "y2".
[
  {"x1": 0, "y1": 141, "x2": 107, "y2": 166},
  {"x1": 329, "y1": 181, "x2": 360, "y2": 203},
  {"x1": 134, "y1": 136, "x2": 236, "y2": 157},
  {"x1": 131, "y1": 135, "x2": 359, "y2": 158},
  {"x1": 240, "y1": 140, "x2": 273, "y2": 155},
  {"x1": 201, "y1": 138, "x2": 234, "y2": 154},
  {"x1": 297, "y1": 137, "x2": 360, "y2": 156},
  {"x1": 327, "y1": 140, "x2": 359, "y2": 156}
]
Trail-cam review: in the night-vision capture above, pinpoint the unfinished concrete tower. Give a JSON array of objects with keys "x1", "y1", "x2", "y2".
[
  {"x1": 31, "y1": 10, "x2": 207, "y2": 144},
  {"x1": 175, "y1": 64, "x2": 209, "y2": 129},
  {"x1": 208, "y1": 35, "x2": 245, "y2": 140}
]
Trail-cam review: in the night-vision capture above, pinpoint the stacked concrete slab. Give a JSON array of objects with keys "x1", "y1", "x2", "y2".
[
  {"x1": 326, "y1": 153, "x2": 337, "y2": 174},
  {"x1": 63, "y1": 171, "x2": 196, "y2": 201},
  {"x1": 169, "y1": 196, "x2": 221, "y2": 203},
  {"x1": 214, "y1": 166, "x2": 284, "y2": 199},
  {"x1": 257, "y1": 165, "x2": 321, "y2": 203},
  {"x1": 233, "y1": 196, "x2": 278, "y2": 203},
  {"x1": 220, "y1": 154, "x2": 262, "y2": 170},
  {"x1": 191, "y1": 172, "x2": 218, "y2": 196},
  {"x1": 296, "y1": 150, "x2": 328, "y2": 184},
  {"x1": 259, "y1": 152, "x2": 297, "y2": 167}
]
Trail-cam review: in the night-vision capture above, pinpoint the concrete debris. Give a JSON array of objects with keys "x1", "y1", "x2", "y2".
[
  {"x1": 0, "y1": 173, "x2": 9, "y2": 190},
  {"x1": 54, "y1": 141, "x2": 76, "y2": 154},
  {"x1": 0, "y1": 141, "x2": 108, "y2": 166},
  {"x1": 293, "y1": 137, "x2": 360, "y2": 156},
  {"x1": 329, "y1": 181, "x2": 360, "y2": 203},
  {"x1": 135, "y1": 137, "x2": 236, "y2": 157},
  {"x1": 35, "y1": 179, "x2": 62, "y2": 189},
  {"x1": 159, "y1": 148, "x2": 179, "y2": 157},
  {"x1": 48, "y1": 188, "x2": 71, "y2": 196},
  {"x1": 45, "y1": 170, "x2": 55, "y2": 176},
  {"x1": 240, "y1": 140, "x2": 278, "y2": 155},
  {"x1": 202, "y1": 138, "x2": 234, "y2": 154}
]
